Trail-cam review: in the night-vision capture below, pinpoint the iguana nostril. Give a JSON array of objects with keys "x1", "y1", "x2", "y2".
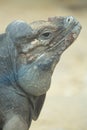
[
  {"x1": 66, "y1": 16, "x2": 74, "y2": 23},
  {"x1": 68, "y1": 18, "x2": 70, "y2": 22}
]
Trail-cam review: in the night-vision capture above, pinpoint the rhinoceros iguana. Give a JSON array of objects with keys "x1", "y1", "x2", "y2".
[{"x1": 0, "y1": 16, "x2": 81, "y2": 130}]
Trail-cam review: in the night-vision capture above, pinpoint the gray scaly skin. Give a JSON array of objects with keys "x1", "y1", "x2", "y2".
[{"x1": 0, "y1": 16, "x2": 81, "y2": 130}]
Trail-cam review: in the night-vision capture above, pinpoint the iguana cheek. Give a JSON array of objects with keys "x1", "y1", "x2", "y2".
[
  {"x1": 26, "y1": 54, "x2": 37, "y2": 64},
  {"x1": 18, "y1": 53, "x2": 38, "y2": 65}
]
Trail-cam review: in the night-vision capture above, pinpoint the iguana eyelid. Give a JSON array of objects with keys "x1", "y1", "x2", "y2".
[{"x1": 40, "y1": 31, "x2": 52, "y2": 40}]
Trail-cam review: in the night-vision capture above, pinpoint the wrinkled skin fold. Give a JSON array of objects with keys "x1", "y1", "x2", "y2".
[{"x1": 0, "y1": 16, "x2": 81, "y2": 130}]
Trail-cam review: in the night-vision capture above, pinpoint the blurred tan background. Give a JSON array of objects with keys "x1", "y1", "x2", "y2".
[{"x1": 0, "y1": 0, "x2": 87, "y2": 130}]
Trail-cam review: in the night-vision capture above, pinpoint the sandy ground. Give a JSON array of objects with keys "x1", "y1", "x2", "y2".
[{"x1": 0, "y1": 2, "x2": 87, "y2": 130}]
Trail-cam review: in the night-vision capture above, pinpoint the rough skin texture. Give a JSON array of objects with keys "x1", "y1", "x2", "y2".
[{"x1": 0, "y1": 16, "x2": 81, "y2": 130}]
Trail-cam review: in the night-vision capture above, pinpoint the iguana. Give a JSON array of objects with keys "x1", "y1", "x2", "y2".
[{"x1": 0, "y1": 16, "x2": 81, "y2": 130}]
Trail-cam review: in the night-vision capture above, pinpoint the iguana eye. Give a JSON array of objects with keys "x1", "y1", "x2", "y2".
[
  {"x1": 42, "y1": 32, "x2": 51, "y2": 37},
  {"x1": 40, "y1": 32, "x2": 52, "y2": 39}
]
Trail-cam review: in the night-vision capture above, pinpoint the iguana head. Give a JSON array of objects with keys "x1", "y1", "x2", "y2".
[{"x1": 6, "y1": 16, "x2": 81, "y2": 96}]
